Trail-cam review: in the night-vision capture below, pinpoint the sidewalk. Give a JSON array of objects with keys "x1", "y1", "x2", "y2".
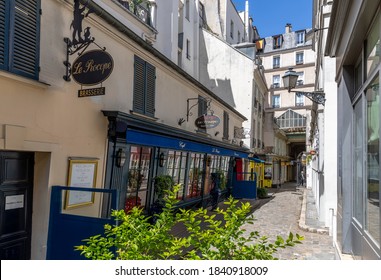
[{"x1": 241, "y1": 182, "x2": 336, "y2": 260}]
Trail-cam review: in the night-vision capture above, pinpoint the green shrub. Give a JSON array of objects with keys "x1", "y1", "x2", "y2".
[
  {"x1": 75, "y1": 185, "x2": 303, "y2": 260},
  {"x1": 257, "y1": 187, "x2": 268, "y2": 199}
]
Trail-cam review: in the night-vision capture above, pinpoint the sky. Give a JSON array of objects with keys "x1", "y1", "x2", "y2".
[{"x1": 232, "y1": 0, "x2": 313, "y2": 38}]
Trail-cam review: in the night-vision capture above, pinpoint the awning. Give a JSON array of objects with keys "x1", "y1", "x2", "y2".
[
  {"x1": 248, "y1": 157, "x2": 265, "y2": 163},
  {"x1": 126, "y1": 129, "x2": 249, "y2": 158}
]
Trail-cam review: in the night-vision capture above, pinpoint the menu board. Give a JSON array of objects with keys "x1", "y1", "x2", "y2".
[{"x1": 65, "y1": 159, "x2": 98, "y2": 209}]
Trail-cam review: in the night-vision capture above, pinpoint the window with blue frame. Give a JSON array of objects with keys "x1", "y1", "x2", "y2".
[
  {"x1": 133, "y1": 55, "x2": 156, "y2": 117},
  {"x1": 0, "y1": 0, "x2": 40, "y2": 80}
]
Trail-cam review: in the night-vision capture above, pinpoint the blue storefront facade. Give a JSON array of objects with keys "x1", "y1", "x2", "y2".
[{"x1": 103, "y1": 111, "x2": 253, "y2": 213}]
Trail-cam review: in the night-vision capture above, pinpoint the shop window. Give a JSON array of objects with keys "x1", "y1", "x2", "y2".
[
  {"x1": 366, "y1": 14, "x2": 380, "y2": 78},
  {"x1": 133, "y1": 56, "x2": 156, "y2": 117},
  {"x1": 187, "y1": 153, "x2": 204, "y2": 198},
  {"x1": 204, "y1": 155, "x2": 229, "y2": 195},
  {"x1": 0, "y1": 0, "x2": 40, "y2": 80},
  {"x1": 353, "y1": 98, "x2": 364, "y2": 224},
  {"x1": 165, "y1": 150, "x2": 187, "y2": 200},
  {"x1": 125, "y1": 146, "x2": 152, "y2": 212},
  {"x1": 366, "y1": 76, "x2": 380, "y2": 244}
]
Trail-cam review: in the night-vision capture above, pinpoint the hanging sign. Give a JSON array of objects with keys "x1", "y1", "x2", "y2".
[
  {"x1": 195, "y1": 114, "x2": 221, "y2": 129},
  {"x1": 72, "y1": 50, "x2": 114, "y2": 86}
]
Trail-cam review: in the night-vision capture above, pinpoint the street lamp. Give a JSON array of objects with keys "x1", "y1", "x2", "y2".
[{"x1": 282, "y1": 68, "x2": 325, "y2": 105}]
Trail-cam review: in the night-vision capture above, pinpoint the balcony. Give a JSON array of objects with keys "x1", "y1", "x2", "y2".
[{"x1": 116, "y1": 0, "x2": 152, "y2": 27}]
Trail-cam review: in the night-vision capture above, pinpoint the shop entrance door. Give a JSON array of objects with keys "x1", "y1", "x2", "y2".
[{"x1": 0, "y1": 152, "x2": 34, "y2": 259}]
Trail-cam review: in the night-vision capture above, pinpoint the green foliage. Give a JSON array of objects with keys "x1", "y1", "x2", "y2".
[
  {"x1": 154, "y1": 175, "x2": 175, "y2": 203},
  {"x1": 257, "y1": 187, "x2": 268, "y2": 199},
  {"x1": 75, "y1": 185, "x2": 303, "y2": 260}
]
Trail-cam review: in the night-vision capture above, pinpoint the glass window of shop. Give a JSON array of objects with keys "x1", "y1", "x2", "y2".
[
  {"x1": 126, "y1": 146, "x2": 152, "y2": 211},
  {"x1": 205, "y1": 155, "x2": 230, "y2": 194},
  {"x1": 187, "y1": 153, "x2": 204, "y2": 199},
  {"x1": 366, "y1": 76, "x2": 380, "y2": 246},
  {"x1": 352, "y1": 12, "x2": 381, "y2": 247},
  {"x1": 165, "y1": 150, "x2": 188, "y2": 200},
  {"x1": 353, "y1": 98, "x2": 364, "y2": 224},
  {"x1": 366, "y1": 14, "x2": 380, "y2": 78}
]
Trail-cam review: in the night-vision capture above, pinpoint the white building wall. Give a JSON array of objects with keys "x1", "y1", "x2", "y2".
[{"x1": 199, "y1": 30, "x2": 255, "y2": 148}]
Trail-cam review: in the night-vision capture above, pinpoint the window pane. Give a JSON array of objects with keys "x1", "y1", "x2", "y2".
[
  {"x1": 366, "y1": 14, "x2": 380, "y2": 77},
  {"x1": 126, "y1": 146, "x2": 152, "y2": 211},
  {"x1": 354, "y1": 99, "x2": 364, "y2": 223},
  {"x1": 187, "y1": 153, "x2": 204, "y2": 198},
  {"x1": 366, "y1": 76, "x2": 380, "y2": 245}
]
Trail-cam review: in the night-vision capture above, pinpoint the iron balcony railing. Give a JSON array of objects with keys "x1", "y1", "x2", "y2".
[{"x1": 116, "y1": 0, "x2": 152, "y2": 27}]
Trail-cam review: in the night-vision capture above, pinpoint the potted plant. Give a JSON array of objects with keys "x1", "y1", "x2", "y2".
[{"x1": 150, "y1": 175, "x2": 174, "y2": 221}]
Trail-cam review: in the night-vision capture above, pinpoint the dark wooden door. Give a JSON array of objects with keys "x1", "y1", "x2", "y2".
[{"x1": 0, "y1": 152, "x2": 34, "y2": 260}]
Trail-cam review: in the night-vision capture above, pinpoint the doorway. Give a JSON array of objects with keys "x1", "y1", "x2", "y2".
[{"x1": 0, "y1": 151, "x2": 34, "y2": 259}]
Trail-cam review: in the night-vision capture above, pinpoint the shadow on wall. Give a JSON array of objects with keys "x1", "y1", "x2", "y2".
[{"x1": 198, "y1": 29, "x2": 236, "y2": 108}]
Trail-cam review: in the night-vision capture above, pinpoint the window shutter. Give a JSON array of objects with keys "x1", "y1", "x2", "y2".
[
  {"x1": 145, "y1": 62, "x2": 156, "y2": 117},
  {"x1": 133, "y1": 56, "x2": 145, "y2": 114},
  {"x1": 11, "y1": 0, "x2": 40, "y2": 79},
  {"x1": 223, "y1": 111, "x2": 229, "y2": 139},
  {"x1": 0, "y1": 1, "x2": 9, "y2": 70}
]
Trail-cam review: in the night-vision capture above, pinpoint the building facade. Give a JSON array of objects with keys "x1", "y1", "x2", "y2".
[
  {"x1": 309, "y1": 0, "x2": 338, "y2": 244},
  {"x1": 326, "y1": 0, "x2": 381, "y2": 259},
  {"x1": 0, "y1": 0, "x2": 252, "y2": 259},
  {"x1": 259, "y1": 24, "x2": 316, "y2": 186}
]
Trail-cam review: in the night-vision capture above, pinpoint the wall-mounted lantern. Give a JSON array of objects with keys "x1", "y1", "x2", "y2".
[
  {"x1": 159, "y1": 152, "x2": 166, "y2": 167},
  {"x1": 116, "y1": 148, "x2": 126, "y2": 167},
  {"x1": 282, "y1": 68, "x2": 325, "y2": 105}
]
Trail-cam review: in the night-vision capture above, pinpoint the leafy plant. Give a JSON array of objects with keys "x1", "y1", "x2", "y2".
[
  {"x1": 153, "y1": 175, "x2": 175, "y2": 204},
  {"x1": 75, "y1": 185, "x2": 303, "y2": 260},
  {"x1": 257, "y1": 187, "x2": 268, "y2": 199}
]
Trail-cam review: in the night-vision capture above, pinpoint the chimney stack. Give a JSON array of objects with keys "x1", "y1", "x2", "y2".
[{"x1": 285, "y1": 23, "x2": 292, "y2": 33}]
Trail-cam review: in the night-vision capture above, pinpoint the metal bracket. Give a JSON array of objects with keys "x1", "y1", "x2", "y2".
[
  {"x1": 293, "y1": 90, "x2": 325, "y2": 106},
  {"x1": 186, "y1": 97, "x2": 213, "y2": 121}
]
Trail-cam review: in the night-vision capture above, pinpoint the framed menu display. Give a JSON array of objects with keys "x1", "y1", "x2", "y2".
[{"x1": 65, "y1": 158, "x2": 98, "y2": 209}]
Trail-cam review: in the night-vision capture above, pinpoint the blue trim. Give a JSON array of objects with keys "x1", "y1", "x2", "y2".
[
  {"x1": 126, "y1": 129, "x2": 248, "y2": 158},
  {"x1": 248, "y1": 157, "x2": 265, "y2": 163}
]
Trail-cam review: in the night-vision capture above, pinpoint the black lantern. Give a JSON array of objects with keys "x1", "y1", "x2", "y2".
[
  {"x1": 282, "y1": 68, "x2": 299, "y2": 92},
  {"x1": 282, "y1": 67, "x2": 326, "y2": 105},
  {"x1": 116, "y1": 148, "x2": 126, "y2": 167},
  {"x1": 159, "y1": 152, "x2": 166, "y2": 167}
]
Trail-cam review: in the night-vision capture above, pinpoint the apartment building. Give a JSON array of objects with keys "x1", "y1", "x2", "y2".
[{"x1": 259, "y1": 24, "x2": 315, "y2": 185}]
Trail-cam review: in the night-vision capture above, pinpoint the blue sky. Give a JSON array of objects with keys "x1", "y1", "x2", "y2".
[{"x1": 232, "y1": 0, "x2": 313, "y2": 38}]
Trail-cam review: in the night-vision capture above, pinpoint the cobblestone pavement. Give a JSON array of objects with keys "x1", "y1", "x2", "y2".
[{"x1": 241, "y1": 182, "x2": 336, "y2": 260}]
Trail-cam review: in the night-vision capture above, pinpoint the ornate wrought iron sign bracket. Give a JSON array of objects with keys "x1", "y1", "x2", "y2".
[
  {"x1": 294, "y1": 90, "x2": 326, "y2": 105},
  {"x1": 63, "y1": 0, "x2": 105, "y2": 81}
]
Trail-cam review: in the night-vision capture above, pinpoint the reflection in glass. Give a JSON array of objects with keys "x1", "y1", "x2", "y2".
[
  {"x1": 126, "y1": 146, "x2": 152, "y2": 212},
  {"x1": 366, "y1": 76, "x2": 380, "y2": 245},
  {"x1": 366, "y1": 14, "x2": 380, "y2": 77},
  {"x1": 354, "y1": 99, "x2": 364, "y2": 224},
  {"x1": 165, "y1": 150, "x2": 187, "y2": 200}
]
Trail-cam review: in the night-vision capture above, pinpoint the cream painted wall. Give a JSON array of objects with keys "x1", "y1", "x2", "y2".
[{"x1": 1, "y1": 0, "x2": 247, "y2": 259}]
